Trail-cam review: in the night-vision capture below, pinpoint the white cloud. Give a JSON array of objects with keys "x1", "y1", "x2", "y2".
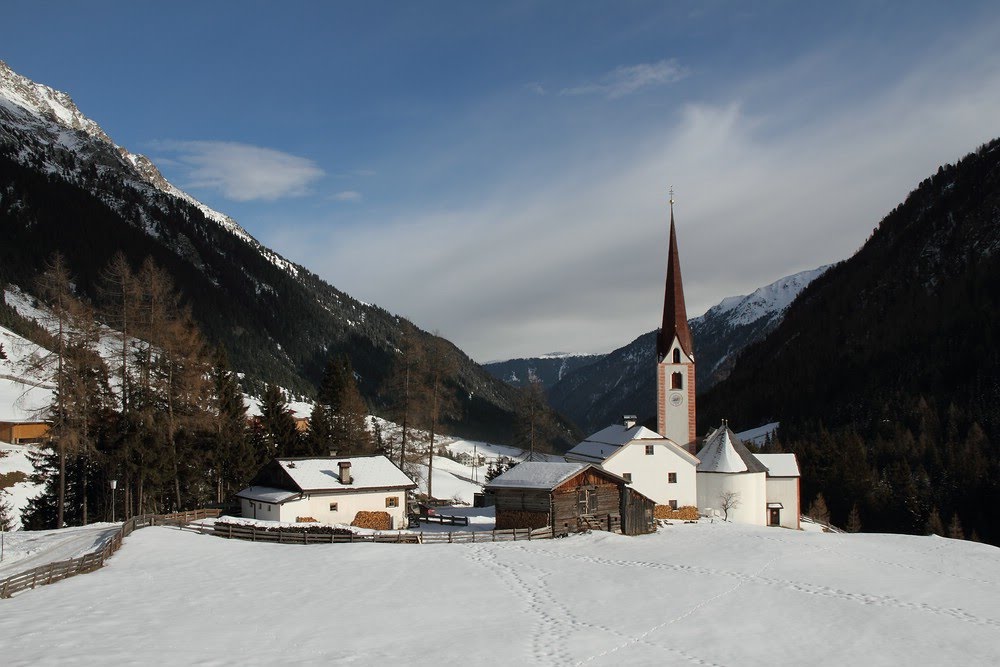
[
  {"x1": 525, "y1": 81, "x2": 546, "y2": 96},
  {"x1": 331, "y1": 190, "x2": 362, "y2": 202},
  {"x1": 151, "y1": 140, "x2": 324, "y2": 201},
  {"x1": 561, "y1": 59, "x2": 689, "y2": 99},
  {"x1": 275, "y1": 20, "x2": 1000, "y2": 362}
]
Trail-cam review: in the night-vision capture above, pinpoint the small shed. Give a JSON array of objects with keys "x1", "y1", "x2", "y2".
[{"x1": 486, "y1": 462, "x2": 656, "y2": 536}]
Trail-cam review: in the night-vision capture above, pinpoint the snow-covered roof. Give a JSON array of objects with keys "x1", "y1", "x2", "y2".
[
  {"x1": 277, "y1": 456, "x2": 416, "y2": 492},
  {"x1": 235, "y1": 486, "x2": 302, "y2": 504},
  {"x1": 566, "y1": 423, "x2": 698, "y2": 465},
  {"x1": 696, "y1": 424, "x2": 769, "y2": 474},
  {"x1": 753, "y1": 453, "x2": 800, "y2": 477},
  {"x1": 486, "y1": 462, "x2": 591, "y2": 490}
]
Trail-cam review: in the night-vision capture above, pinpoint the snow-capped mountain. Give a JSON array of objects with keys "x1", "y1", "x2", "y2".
[
  {"x1": 546, "y1": 266, "x2": 830, "y2": 434},
  {"x1": 0, "y1": 60, "x2": 548, "y2": 444}
]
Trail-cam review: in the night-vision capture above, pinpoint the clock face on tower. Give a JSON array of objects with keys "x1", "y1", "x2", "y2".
[{"x1": 669, "y1": 392, "x2": 684, "y2": 407}]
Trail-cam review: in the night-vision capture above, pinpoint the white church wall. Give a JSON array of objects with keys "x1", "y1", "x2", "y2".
[
  {"x1": 657, "y1": 337, "x2": 696, "y2": 450},
  {"x1": 766, "y1": 477, "x2": 800, "y2": 529},
  {"x1": 605, "y1": 441, "x2": 697, "y2": 507},
  {"x1": 697, "y1": 472, "x2": 767, "y2": 525}
]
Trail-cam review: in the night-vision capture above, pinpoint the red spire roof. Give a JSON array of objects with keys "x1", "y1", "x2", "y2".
[{"x1": 657, "y1": 203, "x2": 694, "y2": 361}]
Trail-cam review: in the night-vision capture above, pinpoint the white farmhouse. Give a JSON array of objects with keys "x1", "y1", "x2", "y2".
[
  {"x1": 696, "y1": 423, "x2": 801, "y2": 528},
  {"x1": 236, "y1": 455, "x2": 417, "y2": 528},
  {"x1": 565, "y1": 417, "x2": 699, "y2": 509}
]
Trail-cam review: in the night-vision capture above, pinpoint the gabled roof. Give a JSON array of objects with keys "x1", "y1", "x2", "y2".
[
  {"x1": 657, "y1": 210, "x2": 694, "y2": 361},
  {"x1": 252, "y1": 455, "x2": 417, "y2": 493},
  {"x1": 753, "y1": 453, "x2": 800, "y2": 477},
  {"x1": 695, "y1": 424, "x2": 769, "y2": 474},
  {"x1": 486, "y1": 462, "x2": 627, "y2": 491},
  {"x1": 235, "y1": 486, "x2": 301, "y2": 504},
  {"x1": 565, "y1": 423, "x2": 699, "y2": 466}
]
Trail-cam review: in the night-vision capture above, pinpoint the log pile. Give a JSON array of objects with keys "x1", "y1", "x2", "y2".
[
  {"x1": 296, "y1": 516, "x2": 319, "y2": 523},
  {"x1": 351, "y1": 511, "x2": 392, "y2": 530},
  {"x1": 654, "y1": 505, "x2": 699, "y2": 521}
]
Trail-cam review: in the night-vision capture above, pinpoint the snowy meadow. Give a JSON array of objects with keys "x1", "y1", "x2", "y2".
[{"x1": 2, "y1": 520, "x2": 998, "y2": 665}]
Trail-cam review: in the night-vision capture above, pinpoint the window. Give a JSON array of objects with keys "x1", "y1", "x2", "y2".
[
  {"x1": 669, "y1": 500, "x2": 678, "y2": 510},
  {"x1": 266, "y1": 505, "x2": 271, "y2": 512},
  {"x1": 623, "y1": 473, "x2": 632, "y2": 483},
  {"x1": 672, "y1": 349, "x2": 681, "y2": 363},
  {"x1": 671, "y1": 372, "x2": 683, "y2": 390},
  {"x1": 668, "y1": 472, "x2": 677, "y2": 484},
  {"x1": 386, "y1": 496, "x2": 399, "y2": 508},
  {"x1": 329, "y1": 502, "x2": 338, "y2": 512},
  {"x1": 645, "y1": 445, "x2": 655, "y2": 455}
]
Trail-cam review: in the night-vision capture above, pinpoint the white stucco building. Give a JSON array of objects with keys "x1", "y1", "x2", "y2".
[
  {"x1": 696, "y1": 423, "x2": 800, "y2": 528},
  {"x1": 236, "y1": 455, "x2": 417, "y2": 528},
  {"x1": 564, "y1": 418, "x2": 699, "y2": 509}
]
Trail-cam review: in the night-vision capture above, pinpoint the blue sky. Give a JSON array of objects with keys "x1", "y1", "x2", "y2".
[{"x1": 4, "y1": 2, "x2": 1000, "y2": 361}]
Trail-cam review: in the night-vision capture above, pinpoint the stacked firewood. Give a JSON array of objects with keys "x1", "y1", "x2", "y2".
[
  {"x1": 351, "y1": 511, "x2": 392, "y2": 530},
  {"x1": 654, "y1": 505, "x2": 699, "y2": 521}
]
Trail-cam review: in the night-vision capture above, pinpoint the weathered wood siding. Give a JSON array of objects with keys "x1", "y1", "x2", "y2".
[
  {"x1": 551, "y1": 468, "x2": 623, "y2": 535},
  {"x1": 493, "y1": 489, "x2": 552, "y2": 530},
  {"x1": 622, "y1": 487, "x2": 657, "y2": 535}
]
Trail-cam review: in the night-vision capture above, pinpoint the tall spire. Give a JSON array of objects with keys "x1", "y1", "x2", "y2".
[{"x1": 657, "y1": 189, "x2": 694, "y2": 361}]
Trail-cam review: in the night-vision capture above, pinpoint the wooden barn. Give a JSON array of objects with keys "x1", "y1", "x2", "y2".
[
  {"x1": 486, "y1": 462, "x2": 656, "y2": 536},
  {"x1": 0, "y1": 419, "x2": 50, "y2": 444}
]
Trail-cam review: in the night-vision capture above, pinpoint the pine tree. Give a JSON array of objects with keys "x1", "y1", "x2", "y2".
[
  {"x1": 925, "y1": 506, "x2": 945, "y2": 536},
  {"x1": 0, "y1": 341, "x2": 6, "y2": 360},
  {"x1": 423, "y1": 335, "x2": 459, "y2": 499},
  {"x1": 846, "y1": 504, "x2": 862, "y2": 533},
  {"x1": 0, "y1": 493, "x2": 13, "y2": 531},
  {"x1": 312, "y1": 355, "x2": 373, "y2": 456},
  {"x1": 211, "y1": 349, "x2": 253, "y2": 502},
  {"x1": 33, "y1": 253, "x2": 105, "y2": 527},
  {"x1": 259, "y1": 384, "x2": 300, "y2": 457},
  {"x1": 807, "y1": 492, "x2": 831, "y2": 526},
  {"x1": 947, "y1": 513, "x2": 965, "y2": 540}
]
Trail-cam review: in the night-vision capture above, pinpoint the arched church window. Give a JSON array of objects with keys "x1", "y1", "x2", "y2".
[
  {"x1": 672, "y1": 349, "x2": 681, "y2": 363},
  {"x1": 671, "y1": 372, "x2": 683, "y2": 389}
]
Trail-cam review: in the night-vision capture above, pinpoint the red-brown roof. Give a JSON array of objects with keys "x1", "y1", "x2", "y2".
[{"x1": 657, "y1": 208, "x2": 694, "y2": 360}]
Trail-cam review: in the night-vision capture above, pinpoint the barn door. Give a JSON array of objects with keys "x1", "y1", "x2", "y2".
[{"x1": 577, "y1": 487, "x2": 597, "y2": 514}]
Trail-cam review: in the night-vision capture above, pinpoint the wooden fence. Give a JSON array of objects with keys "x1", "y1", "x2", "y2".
[
  {"x1": 411, "y1": 514, "x2": 470, "y2": 527},
  {"x1": 196, "y1": 522, "x2": 551, "y2": 545},
  {"x1": 0, "y1": 509, "x2": 221, "y2": 600}
]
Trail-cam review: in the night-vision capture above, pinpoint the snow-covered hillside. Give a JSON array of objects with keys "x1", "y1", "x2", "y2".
[
  {"x1": 1, "y1": 522, "x2": 997, "y2": 665},
  {"x1": 691, "y1": 266, "x2": 832, "y2": 330},
  {"x1": 0, "y1": 60, "x2": 296, "y2": 278}
]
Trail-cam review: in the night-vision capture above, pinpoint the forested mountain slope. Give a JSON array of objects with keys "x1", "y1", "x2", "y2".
[{"x1": 700, "y1": 138, "x2": 1000, "y2": 544}]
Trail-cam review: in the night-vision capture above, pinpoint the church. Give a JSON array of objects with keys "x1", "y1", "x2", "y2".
[{"x1": 567, "y1": 195, "x2": 801, "y2": 528}]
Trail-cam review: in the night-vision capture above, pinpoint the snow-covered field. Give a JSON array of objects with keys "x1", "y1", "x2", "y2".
[{"x1": 1, "y1": 521, "x2": 998, "y2": 665}]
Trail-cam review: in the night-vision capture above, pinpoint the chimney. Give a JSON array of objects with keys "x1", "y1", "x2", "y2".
[
  {"x1": 623, "y1": 415, "x2": 637, "y2": 429},
  {"x1": 338, "y1": 461, "x2": 352, "y2": 485}
]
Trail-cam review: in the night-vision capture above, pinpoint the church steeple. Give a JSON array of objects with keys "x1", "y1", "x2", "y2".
[
  {"x1": 657, "y1": 194, "x2": 694, "y2": 362},
  {"x1": 656, "y1": 190, "x2": 697, "y2": 451}
]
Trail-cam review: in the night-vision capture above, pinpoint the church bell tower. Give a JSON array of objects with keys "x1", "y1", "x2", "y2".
[{"x1": 656, "y1": 192, "x2": 697, "y2": 452}]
